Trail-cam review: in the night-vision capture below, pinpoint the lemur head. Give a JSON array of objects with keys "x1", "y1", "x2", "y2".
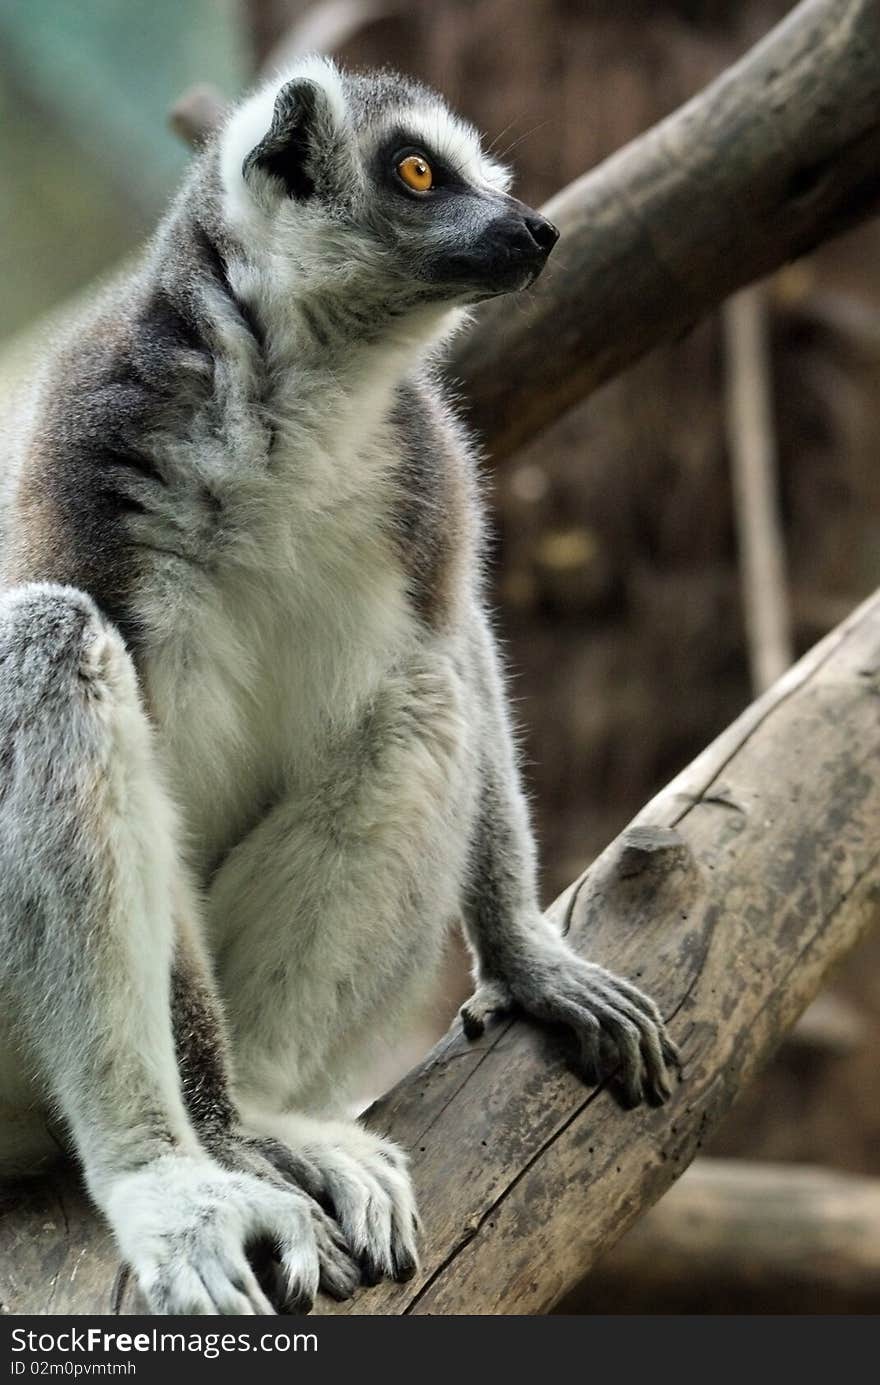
[{"x1": 217, "y1": 58, "x2": 558, "y2": 326}]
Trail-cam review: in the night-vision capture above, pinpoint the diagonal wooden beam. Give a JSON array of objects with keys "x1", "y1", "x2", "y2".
[{"x1": 449, "y1": 0, "x2": 880, "y2": 460}]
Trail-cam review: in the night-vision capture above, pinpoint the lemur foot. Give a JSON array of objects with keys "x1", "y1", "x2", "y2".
[
  {"x1": 460, "y1": 929, "x2": 680, "y2": 1107},
  {"x1": 207, "y1": 1132, "x2": 363, "y2": 1302},
  {"x1": 105, "y1": 1152, "x2": 359, "y2": 1315},
  {"x1": 242, "y1": 1112, "x2": 419, "y2": 1287},
  {"x1": 210, "y1": 1130, "x2": 324, "y2": 1207}
]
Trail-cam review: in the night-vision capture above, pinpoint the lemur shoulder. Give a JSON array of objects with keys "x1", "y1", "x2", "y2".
[{"x1": 0, "y1": 57, "x2": 678, "y2": 1314}]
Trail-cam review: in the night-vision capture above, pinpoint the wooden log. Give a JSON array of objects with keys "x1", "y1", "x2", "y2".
[
  {"x1": 449, "y1": 0, "x2": 880, "y2": 461},
  {"x1": 558, "y1": 1159, "x2": 880, "y2": 1314},
  {"x1": 786, "y1": 991, "x2": 869, "y2": 1058},
  {"x1": 4, "y1": 583, "x2": 880, "y2": 1315}
]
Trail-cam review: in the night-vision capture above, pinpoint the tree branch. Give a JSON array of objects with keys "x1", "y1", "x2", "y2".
[
  {"x1": 310, "y1": 585, "x2": 880, "y2": 1314},
  {"x1": 449, "y1": 0, "x2": 880, "y2": 460},
  {"x1": 562, "y1": 1159, "x2": 880, "y2": 1314}
]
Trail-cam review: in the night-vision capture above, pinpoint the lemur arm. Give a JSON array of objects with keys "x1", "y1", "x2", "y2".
[{"x1": 459, "y1": 614, "x2": 679, "y2": 1107}]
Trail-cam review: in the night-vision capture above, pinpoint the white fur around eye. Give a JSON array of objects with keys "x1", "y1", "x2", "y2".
[
  {"x1": 480, "y1": 155, "x2": 514, "y2": 194},
  {"x1": 380, "y1": 105, "x2": 512, "y2": 195}
]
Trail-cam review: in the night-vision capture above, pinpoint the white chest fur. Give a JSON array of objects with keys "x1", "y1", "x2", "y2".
[{"x1": 142, "y1": 437, "x2": 417, "y2": 881}]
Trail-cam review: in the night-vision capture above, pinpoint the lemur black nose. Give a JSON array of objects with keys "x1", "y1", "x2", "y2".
[{"x1": 524, "y1": 214, "x2": 560, "y2": 255}]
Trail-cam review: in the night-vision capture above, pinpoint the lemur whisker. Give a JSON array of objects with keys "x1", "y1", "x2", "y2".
[{"x1": 496, "y1": 118, "x2": 553, "y2": 163}]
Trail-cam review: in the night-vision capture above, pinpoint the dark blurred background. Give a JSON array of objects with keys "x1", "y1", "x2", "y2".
[{"x1": 3, "y1": 0, "x2": 878, "y2": 1313}]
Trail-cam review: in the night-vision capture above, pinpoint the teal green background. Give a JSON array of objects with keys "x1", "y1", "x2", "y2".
[{"x1": 0, "y1": 0, "x2": 248, "y2": 341}]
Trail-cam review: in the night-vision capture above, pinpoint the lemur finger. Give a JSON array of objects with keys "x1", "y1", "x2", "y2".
[
  {"x1": 197, "y1": 1256, "x2": 272, "y2": 1315},
  {"x1": 317, "y1": 1248, "x2": 361, "y2": 1301},
  {"x1": 582, "y1": 1005, "x2": 646, "y2": 1107},
  {"x1": 275, "y1": 1234, "x2": 321, "y2": 1314},
  {"x1": 372, "y1": 1159, "x2": 419, "y2": 1282},
  {"x1": 323, "y1": 1159, "x2": 373, "y2": 1249},
  {"x1": 573, "y1": 980, "x2": 674, "y2": 1101},
  {"x1": 265, "y1": 1263, "x2": 315, "y2": 1315},
  {"x1": 578, "y1": 968, "x2": 683, "y2": 1080},
  {"x1": 339, "y1": 1151, "x2": 416, "y2": 1286},
  {"x1": 361, "y1": 1189, "x2": 396, "y2": 1286},
  {"x1": 568, "y1": 1000, "x2": 640, "y2": 1098},
  {"x1": 529, "y1": 991, "x2": 604, "y2": 1084},
  {"x1": 321, "y1": 1157, "x2": 395, "y2": 1283},
  {"x1": 352, "y1": 1158, "x2": 403, "y2": 1284},
  {"x1": 661, "y1": 1031, "x2": 683, "y2": 1073},
  {"x1": 247, "y1": 1189, "x2": 323, "y2": 1313},
  {"x1": 583, "y1": 965, "x2": 666, "y2": 1026},
  {"x1": 563, "y1": 966, "x2": 676, "y2": 1077},
  {"x1": 391, "y1": 1238, "x2": 418, "y2": 1283},
  {"x1": 610, "y1": 988, "x2": 681, "y2": 1078},
  {"x1": 310, "y1": 1206, "x2": 360, "y2": 1300},
  {"x1": 148, "y1": 1264, "x2": 221, "y2": 1316},
  {"x1": 643, "y1": 1056, "x2": 673, "y2": 1106},
  {"x1": 633, "y1": 1018, "x2": 675, "y2": 1104}
]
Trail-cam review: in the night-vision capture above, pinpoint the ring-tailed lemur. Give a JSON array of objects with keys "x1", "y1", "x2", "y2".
[{"x1": 0, "y1": 57, "x2": 678, "y2": 1314}]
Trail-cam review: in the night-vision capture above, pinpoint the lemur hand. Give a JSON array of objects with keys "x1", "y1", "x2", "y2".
[
  {"x1": 105, "y1": 1152, "x2": 359, "y2": 1314},
  {"x1": 460, "y1": 924, "x2": 680, "y2": 1107}
]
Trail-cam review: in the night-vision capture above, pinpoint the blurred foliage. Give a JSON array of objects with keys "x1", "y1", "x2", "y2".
[{"x1": 0, "y1": 0, "x2": 246, "y2": 341}]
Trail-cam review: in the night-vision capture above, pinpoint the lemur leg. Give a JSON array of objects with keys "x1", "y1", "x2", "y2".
[
  {"x1": 0, "y1": 585, "x2": 355, "y2": 1313},
  {"x1": 207, "y1": 656, "x2": 470, "y2": 1283},
  {"x1": 167, "y1": 922, "x2": 359, "y2": 1301},
  {"x1": 459, "y1": 620, "x2": 680, "y2": 1107}
]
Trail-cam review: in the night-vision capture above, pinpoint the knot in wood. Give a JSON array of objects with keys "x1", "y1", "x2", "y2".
[{"x1": 615, "y1": 825, "x2": 692, "y2": 880}]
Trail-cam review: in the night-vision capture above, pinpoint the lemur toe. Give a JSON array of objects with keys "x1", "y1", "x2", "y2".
[
  {"x1": 311, "y1": 1206, "x2": 361, "y2": 1300},
  {"x1": 392, "y1": 1244, "x2": 418, "y2": 1283},
  {"x1": 326, "y1": 1159, "x2": 417, "y2": 1289},
  {"x1": 244, "y1": 1135, "x2": 329, "y2": 1204}
]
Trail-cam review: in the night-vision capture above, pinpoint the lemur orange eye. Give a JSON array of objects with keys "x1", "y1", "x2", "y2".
[{"x1": 397, "y1": 154, "x2": 434, "y2": 192}]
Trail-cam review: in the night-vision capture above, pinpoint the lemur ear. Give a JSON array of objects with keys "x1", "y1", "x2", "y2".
[{"x1": 242, "y1": 78, "x2": 334, "y2": 199}]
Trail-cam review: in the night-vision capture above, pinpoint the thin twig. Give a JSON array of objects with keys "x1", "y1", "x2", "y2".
[
  {"x1": 723, "y1": 285, "x2": 793, "y2": 694},
  {"x1": 168, "y1": 84, "x2": 225, "y2": 148}
]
